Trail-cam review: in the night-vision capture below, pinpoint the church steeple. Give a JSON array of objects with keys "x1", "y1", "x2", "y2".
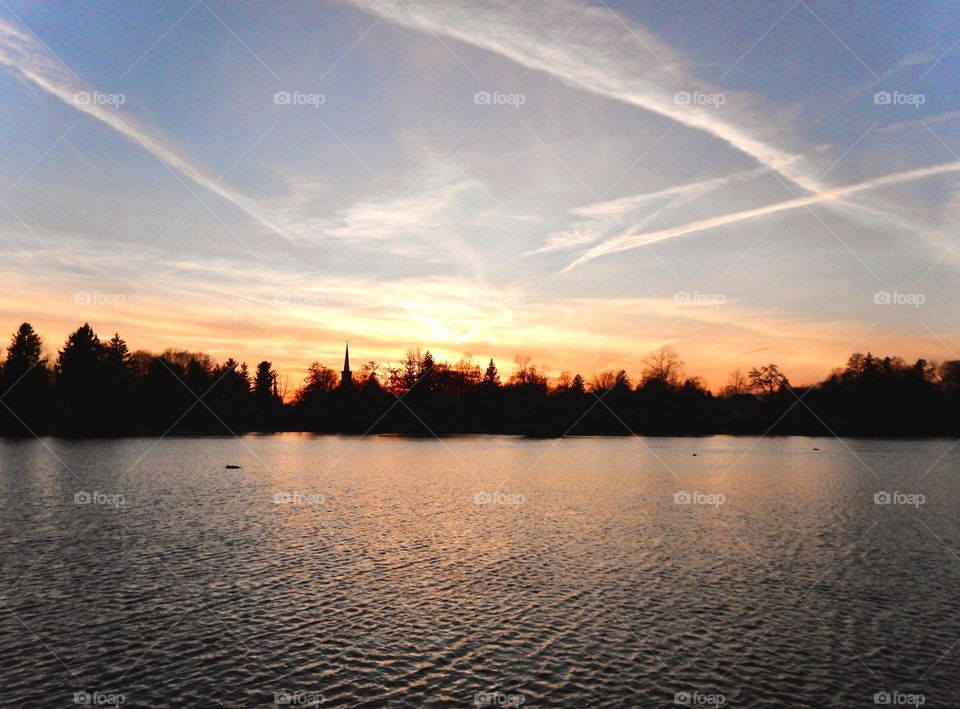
[{"x1": 340, "y1": 341, "x2": 352, "y2": 389}]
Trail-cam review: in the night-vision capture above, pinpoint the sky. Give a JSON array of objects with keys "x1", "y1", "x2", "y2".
[{"x1": 1, "y1": 0, "x2": 959, "y2": 391}]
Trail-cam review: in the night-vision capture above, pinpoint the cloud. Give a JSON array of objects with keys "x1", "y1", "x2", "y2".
[
  {"x1": 564, "y1": 159, "x2": 960, "y2": 270},
  {"x1": 0, "y1": 250, "x2": 885, "y2": 390},
  {"x1": 526, "y1": 167, "x2": 767, "y2": 255},
  {"x1": 343, "y1": 0, "x2": 825, "y2": 194},
  {"x1": 0, "y1": 19, "x2": 292, "y2": 242},
  {"x1": 877, "y1": 109, "x2": 960, "y2": 134}
]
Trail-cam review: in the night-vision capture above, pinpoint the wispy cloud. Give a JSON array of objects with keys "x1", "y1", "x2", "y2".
[
  {"x1": 525, "y1": 168, "x2": 767, "y2": 255},
  {"x1": 876, "y1": 109, "x2": 960, "y2": 134},
  {"x1": 343, "y1": 0, "x2": 825, "y2": 194},
  {"x1": 0, "y1": 19, "x2": 291, "y2": 242},
  {"x1": 565, "y1": 159, "x2": 960, "y2": 270}
]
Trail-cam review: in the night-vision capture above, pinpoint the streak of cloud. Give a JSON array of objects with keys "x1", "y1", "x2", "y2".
[
  {"x1": 343, "y1": 0, "x2": 825, "y2": 194},
  {"x1": 525, "y1": 167, "x2": 767, "y2": 255},
  {"x1": 565, "y1": 159, "x2": 960, "y2": 270},
  {"x1": 0, "y1": 19, "x2": 292, "y2": 242}
]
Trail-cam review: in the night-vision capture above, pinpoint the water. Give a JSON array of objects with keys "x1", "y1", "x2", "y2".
[{"x1": 0, "y1": 435, "x2": 958, "y2": 707}]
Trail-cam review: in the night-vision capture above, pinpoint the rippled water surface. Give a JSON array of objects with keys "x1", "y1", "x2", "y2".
[{"x1": 1, "y1": 435, "x2": 959, "y2": 707}]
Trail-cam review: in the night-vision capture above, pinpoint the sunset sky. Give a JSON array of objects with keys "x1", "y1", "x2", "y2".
[{"x1": 1, "y1": 0, "x2": 959, "y2": 391}]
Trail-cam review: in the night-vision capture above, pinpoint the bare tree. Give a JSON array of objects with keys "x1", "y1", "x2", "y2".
[
  {"x1": 723, "y1": 369, "x2": 748, "y2": 396},
  {"x1": 641, "y1": 346, "x2": 684, "y2": 387},
  {"x1": 590, "y1": 370, "x2": 617, "y2": 393}
]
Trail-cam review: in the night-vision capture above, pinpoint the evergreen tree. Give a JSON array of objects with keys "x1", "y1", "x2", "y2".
[
  {"x1": 483, "y1": 359, "x2": 500, "y2": 388},
  {"x1": 0, "y1": 323, "x2": 51, "y2": 433},
  {"x1": 571, "y1": 373, "x2": 586, "y2": 393},
  {"x1": 56, "y1": 323, "x2": 106, "y2": 430},
  {"x1": 104, "y1": 333, "x2": 130, "y2": 369}
]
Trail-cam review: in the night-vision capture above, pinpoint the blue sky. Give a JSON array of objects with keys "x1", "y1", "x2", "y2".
[{"x1": 1, "y1": 0, "x2": 959, "y2": 388}]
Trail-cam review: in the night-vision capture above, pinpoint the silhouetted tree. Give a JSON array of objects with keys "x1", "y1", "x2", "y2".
[
  {"x1": 591, "y1": 371, "x2": 617, "y2": 393},
  {"x1": 483, "y1": 359, "x2": 501, "y2": 388},
  {"x1": 0, "y1": 323, "x2": 51, "y2": 433},
  {"x1": 641, "y1": 346, "x2": 684, "y2": 389},
  {"x1": 206, "y1": 357, "x2": 253, "y2": 430},
  {"x1": 101, "y1": 333, "x2": 132, "y2": 431},
  {"x1": 104, "y1": 333, "x2": 129, "y2": 369},
  {"x1": 571, "y1": 374, "x2": 586, "y2": 393},
  {"x1": 748, "y1": 364, "x2": 790, "y2": 399},
  {"x1": 723, "y1": 369, "x2": 748, "y2": 396},
  {"x1": 254, "y1": 361, "x2": 279, "y2": 401},
  {"x1": 2, "y1": 321, "x2": 958, "y2": 437},
  {"x1": 56, "y1": 323, "x2": 106, "y2": 431},
  {"x1": 359, "y1": 361, "x2": 382, "y2": 391}
]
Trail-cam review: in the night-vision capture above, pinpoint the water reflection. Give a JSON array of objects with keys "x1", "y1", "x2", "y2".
[{"x1": 0, "y1": 435, "x2": 957, "y2": 706}]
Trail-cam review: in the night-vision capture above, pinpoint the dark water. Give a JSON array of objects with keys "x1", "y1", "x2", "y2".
[{"x1": 0, "y1": 435, "x2": 958, "y2": 707}]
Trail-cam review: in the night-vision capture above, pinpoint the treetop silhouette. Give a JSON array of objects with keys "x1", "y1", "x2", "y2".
[{"x1": 0, "y1": 323, "x2": 956, "y2": 437}]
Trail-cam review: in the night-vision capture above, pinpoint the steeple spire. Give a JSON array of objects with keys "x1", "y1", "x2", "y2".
[{"x1": 341, "y1": 341, "x2": 352, "y2": 389}]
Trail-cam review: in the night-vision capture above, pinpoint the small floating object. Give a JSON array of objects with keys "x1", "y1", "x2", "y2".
[
  {"x1": 225, "y1": 464, "x2": 241, "y2": 469},
  {"x1": 692, "y1": 453, "x2": 697, "y2": 456},
  {"x1": 813, "y1": 448, "x2": 819, "y2": 451}
]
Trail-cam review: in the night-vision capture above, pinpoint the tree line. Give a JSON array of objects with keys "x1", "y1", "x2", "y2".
[{"x1": 1, "y1": 321, "x2": 958, "y2": 437}]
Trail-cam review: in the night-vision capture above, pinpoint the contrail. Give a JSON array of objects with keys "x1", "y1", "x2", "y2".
[
  {"x1": 564, "y1": 159, "x2": 960, "y2": 271},
  {"x1": 344, "y1": 0, "x2": 825, "y2": 195},
  {"x1": 525, "y1": 167, "x2": 766, "y2": 256},
  {"x1": 0, "y1": 20, "x2": 291, "y2": 242}
]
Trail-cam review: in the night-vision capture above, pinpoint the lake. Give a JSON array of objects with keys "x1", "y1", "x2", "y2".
[{"x1": 1, "y1": 435, "x2": 958, "y2": 707}]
